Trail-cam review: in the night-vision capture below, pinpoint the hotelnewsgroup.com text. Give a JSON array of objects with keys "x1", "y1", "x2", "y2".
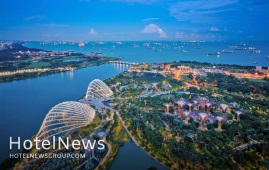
[{"x1": 10, "y1": 153, "x2": 86, "y2": 159}]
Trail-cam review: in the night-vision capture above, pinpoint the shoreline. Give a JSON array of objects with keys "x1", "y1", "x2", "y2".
[
  {"x1": 0, "y1": 42, "x2": 122, "y2": 83},
  {"x1": 0, "y1": 59, "x2": 263, "y2": 84},
  {"x1": 0, "y1": 58, "x2": 119, "y2": 83}
]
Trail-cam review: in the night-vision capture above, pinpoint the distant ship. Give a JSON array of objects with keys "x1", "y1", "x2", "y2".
[
  {"x1": 207, "y1": 52, "x2": 220, "y2": 56},
  {"x1": 248, "y1": 46, "x2": 256, "y2": 50},
  {"x1": 78, "y1": 42, "x2": 85, "y2": 47},
  {"x1": 236, "y1": 43, "x2": 247, "y2": 46},
  {"x1": 222, "y1": 50, "x2": 234, "y2": 53},
  {"x1": 228, "y1": 46, "x2": 237, "y2": 48},
  {"x1": 251, "y1": 50, "x2": 261, "y2": 54},
  {"x1": 143, "y1": 43, "x2": 150, "y2": 47},
  {"x1": 235, "y1": 47, "x2": 247, "y2": 50},
  {"x1": 182, "y1": 50, "x2": 188, "y2": 53},
  {"x1": 97, "y1": 41, "x2": 105, "y2": 45},
  {"x1": 133, "y1": 45, "x2": 139, "y2": 48}
]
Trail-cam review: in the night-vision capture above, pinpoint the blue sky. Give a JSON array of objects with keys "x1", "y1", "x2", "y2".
[{"x1": 0, "y1": 0, "x2": 268, "y2": 41}]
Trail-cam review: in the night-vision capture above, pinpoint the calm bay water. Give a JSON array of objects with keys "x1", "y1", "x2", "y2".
[{"x1": 0, "y1": 41, "x2": 268, "y2": 165}]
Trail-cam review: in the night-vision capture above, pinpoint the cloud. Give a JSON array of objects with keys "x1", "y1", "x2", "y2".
[
  {"x1": 142, "y1": 24, "x2": 167, "y2": 38},
  {"x1": 25, "y1": 15, "x2": 47, "y2": 20},
  {"x1": 142, "y1": 18, "x2": 159, "y2": 22},
  {"x1": 88, "y1": 28, "x2": 98, "y2": 36},
  {"x1": 170, "y1": 0, "x2": 239, "y2": 23}
]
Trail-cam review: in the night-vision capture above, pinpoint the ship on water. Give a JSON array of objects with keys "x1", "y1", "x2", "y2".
[
  {"x1": 248, "y1": 46, "x2": 256, "y2": 50},
  {"x1": 228, "y1": 46, "x2": 237, "y2": 48},
  {"x1": 222, "y1": 50, "x2": 234, "y2": 53},
  {"x1": 143, "y1": 43, "x2": 150, "y2": 47},
  {"x1": 235, "y1": 47, "x2": 247, "y2": 50},
  {"x1": 251, "y1": 50, "x2": 261, "y2": 54},
  {"x1": 131, "y1": 44, "x2": 139, "y2": 48},
  {"x1": 78, "y1": 42, "x2": 85, "y2": 47},
  {"x1": 182, "y1": 50, "x2": 188, "y2": 53},
  {"x1": 207, "y1": 52, "x2": 220, "y2": 56},
  {"x1": 236, "y1": 43, "x2": 247, "y2": 46}
]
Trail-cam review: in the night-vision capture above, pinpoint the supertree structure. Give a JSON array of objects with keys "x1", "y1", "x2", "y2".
[
  {"x1": 183, "y1": 111, "x2": 191, "y2": 124},
  {"x1": 163, "y1": 103, "x2": 171, "y2": 114},
  {"x1": 199, "y1": 113, "x2": 207, "y2": 131},
  {"x1": 216, "y1": 116, "x2": 223, "y2": 131}
]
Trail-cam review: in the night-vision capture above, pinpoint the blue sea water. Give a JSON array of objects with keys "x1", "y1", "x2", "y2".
[{"x1": 25, "y1": 41, "x2": 269, "y2": 66}]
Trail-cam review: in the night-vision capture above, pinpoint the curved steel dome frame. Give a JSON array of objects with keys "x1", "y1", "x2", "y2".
[
  {"x1": 85, "y1": 79, "x2": 113, "y2": 99},
  {"x1": 37, "y1": 101, "x2": 95, "y2": 141}
]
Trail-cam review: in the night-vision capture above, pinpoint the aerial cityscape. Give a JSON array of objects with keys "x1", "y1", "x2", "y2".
[{"x1": 0, "y1": 0, "x2": 269, "y2": 170}]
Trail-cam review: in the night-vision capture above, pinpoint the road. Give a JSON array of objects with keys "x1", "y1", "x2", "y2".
[
  {"x1": 114, "y1": 111, "x2": 139, "y2": 146},
  {"x1": 95, "y1": 140, "x2": 111, "y2": 170},
  {"x1": 184, "y1": 82, "x2": 200, "y2": 90},
  {"x1": 158, "y1": 115, "x2": 170, "y2": 130}
]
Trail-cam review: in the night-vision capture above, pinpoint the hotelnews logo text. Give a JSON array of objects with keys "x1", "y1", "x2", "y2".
[
  {"x1": 10, "y1": 136, "x2": 105, "y2": 150},
  {"x1": 9, "y1": 136, "x2": 105, "y2": 159}
]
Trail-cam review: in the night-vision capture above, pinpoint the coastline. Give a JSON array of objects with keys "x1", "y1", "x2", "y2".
[
  {"x1": 0, "y1": 57, "x2": 118, "y2": 83},
  {"x1": 0, "y1": 42, "x2": 121, "y2": 83}
]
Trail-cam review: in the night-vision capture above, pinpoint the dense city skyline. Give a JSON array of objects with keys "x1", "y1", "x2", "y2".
[{"x1": 1, "y1": 0, "x2": 269, "y2": 41}]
